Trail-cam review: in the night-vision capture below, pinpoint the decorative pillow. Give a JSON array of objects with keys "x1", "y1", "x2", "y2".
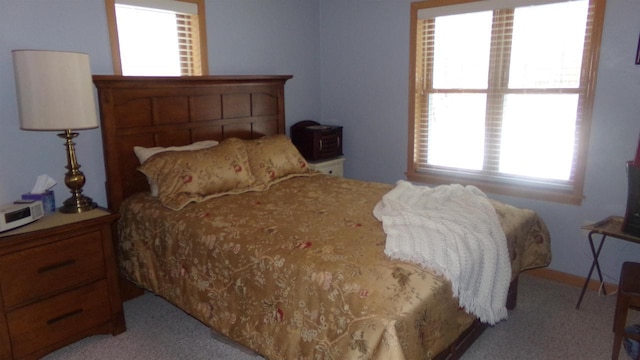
[
  {"x1": 244, "y1": 134, "x2": 314, "y2": 187},
  {"x1": 138, "y1": 138, "x2": 257, "y2": 210},
  {"x1": 134, "y1": 140, "x2": 219, "y2": 196}
]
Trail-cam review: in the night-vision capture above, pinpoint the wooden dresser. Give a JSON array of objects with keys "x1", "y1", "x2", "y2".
[{"x1": 0, "y1": 209, "x2": 125, "y2": 359}]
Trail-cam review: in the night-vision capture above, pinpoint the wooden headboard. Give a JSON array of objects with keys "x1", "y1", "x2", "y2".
[{"x1": 93, "y1": 75, "x2": 292, "y2": 212}]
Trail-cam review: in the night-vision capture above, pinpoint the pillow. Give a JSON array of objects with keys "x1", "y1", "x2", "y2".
[
  {"x1": 134, "y1": 140, "x2": 219, "y2": 164},
  {"x1": 138, "y1": 138, "x2": 258, "y2": 210},
  {"x1": 244, "y1": 134, "x2": 314, "y2": 186},
  {"x1": 134, "y1": 140, "x2": 219, "y2": 196}
]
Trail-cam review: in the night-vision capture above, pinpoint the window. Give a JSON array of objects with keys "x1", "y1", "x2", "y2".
[
  {"x1": 105, "y1": 0, "x2": 209, "y2": 76},
  {"x1": 408, "y1": 0, "x2": 606, "y2": 205}
]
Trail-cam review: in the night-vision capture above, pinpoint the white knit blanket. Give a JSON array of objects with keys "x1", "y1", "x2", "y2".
[{"x1": 373, "y1": 181, "x2": 511, "y2": 325}]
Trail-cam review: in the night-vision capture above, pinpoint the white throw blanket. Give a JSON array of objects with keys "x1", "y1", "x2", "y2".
[{"x1": 373, "y1": 180, "x2": 511, "y2": 325}]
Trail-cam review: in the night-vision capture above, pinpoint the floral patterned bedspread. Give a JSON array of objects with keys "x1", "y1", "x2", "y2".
[{"x1": 118, "y1": 175, "x2": 551, "y2": 359}]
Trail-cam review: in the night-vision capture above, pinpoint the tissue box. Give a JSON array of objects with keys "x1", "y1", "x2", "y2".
[{"x1": 22, "y1": 191, "x2": 55, "y2": 215}]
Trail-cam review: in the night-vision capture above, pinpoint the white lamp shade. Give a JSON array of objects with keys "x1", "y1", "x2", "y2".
[{"x1": 13, "y1": 50, "x2": 99, "y2": 131}]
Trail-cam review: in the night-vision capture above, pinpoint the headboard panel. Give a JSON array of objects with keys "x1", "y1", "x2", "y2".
[{"x1": 93, "y1": 75, "x2": 292, "y2": 212}]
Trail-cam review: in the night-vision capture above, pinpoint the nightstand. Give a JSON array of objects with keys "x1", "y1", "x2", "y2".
[
  {"x1": 0, "y1": 209, "x2": 125, "y2": 359},
  {"x1": 308, "y1": 156, "x2": 345, "y2": 177}
]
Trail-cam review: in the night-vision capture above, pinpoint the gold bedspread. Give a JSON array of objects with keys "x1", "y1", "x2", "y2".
[{"x1": 118, "y1": 175, "x2": 551, "y2": 359}]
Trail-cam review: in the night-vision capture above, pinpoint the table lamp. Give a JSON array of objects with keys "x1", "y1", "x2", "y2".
[{"x1": 12, "y1": 50, "x2": 98, "y2": 213}]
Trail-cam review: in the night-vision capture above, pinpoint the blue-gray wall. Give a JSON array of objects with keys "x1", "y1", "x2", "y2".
[
  {"x1": 320, "y1": 0, "x2": 640, "y2": 284},
  {"x1": 1, "y1": 0, "x2": 639, "y2": 284}
]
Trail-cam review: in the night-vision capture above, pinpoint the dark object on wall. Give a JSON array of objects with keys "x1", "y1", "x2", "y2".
[
  {"x1": 290, "y1": 120, "x2": 343, "y2": 161},
  {"x1": 623, "y1": 162, "x2": 640, "y2": 237}
]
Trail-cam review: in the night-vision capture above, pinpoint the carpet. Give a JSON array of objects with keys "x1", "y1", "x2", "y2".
[{"x1": 43, "y1": 273, "x2": 638, "y2": 359}]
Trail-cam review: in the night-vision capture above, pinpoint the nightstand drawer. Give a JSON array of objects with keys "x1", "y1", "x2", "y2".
[
  {"x1": 0, "y1": 230, "x2": 106, "y2": 308},
  {"x1": 7, "y1": 280, "x2": 111, "y2": 359}
]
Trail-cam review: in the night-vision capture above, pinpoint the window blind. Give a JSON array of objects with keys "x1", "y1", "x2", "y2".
[
  {"x1": 114, "y1": 0, "x2": 203, "y2": 76},
  {"x1": 116, "y1": 0, "x2": 197, "y2": 14},
  {"x1": 176, "y1": 13, "x2": 202, "y2": 75},
  {"x1": 409, "y1": 0, "x2": 604, "y2": 204}
]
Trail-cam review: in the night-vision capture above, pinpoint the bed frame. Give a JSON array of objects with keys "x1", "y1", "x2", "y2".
[
  {"x1": 93, "y1": 75, "x2": 515, "y2": 360},
  {"x1": 93, "y1": 75, "x2": 292, "y2": 213}
]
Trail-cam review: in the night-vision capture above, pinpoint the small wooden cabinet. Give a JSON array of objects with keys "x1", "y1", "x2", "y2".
[
  {"x1": 309, "y1": 156, "x2": 345, "y2": 177},
  {"x1": 290, "y1": 120, "x2": 343, "y2": 161},
  {"x1": 0, "y1": 209, "x2": 125, "y2": 359}
]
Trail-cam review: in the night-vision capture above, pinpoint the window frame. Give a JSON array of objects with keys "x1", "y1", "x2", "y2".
[
  {"x1": 407, "y1": 0, "x2": 606, "y2": 205},
  {"x1": 104, "y1": 0, "x2": 209, "y2": 76}
]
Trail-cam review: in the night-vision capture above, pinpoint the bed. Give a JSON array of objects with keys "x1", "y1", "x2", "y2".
[{"x1": 93, "y1": 75, "x2": 551, "y2": 360}]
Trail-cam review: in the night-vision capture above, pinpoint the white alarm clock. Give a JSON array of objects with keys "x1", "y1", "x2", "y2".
[{"x1": 0, "y1": 201, "x2": 44, "y2": 232}]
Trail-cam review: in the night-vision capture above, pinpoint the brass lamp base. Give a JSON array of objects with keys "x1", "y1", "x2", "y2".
[
  {"x1": 58, "y1": 130, "x2": 97, "y2": 214},
  {"x1": 59, "y1": 194, "x2": 97, "y2": 213}
]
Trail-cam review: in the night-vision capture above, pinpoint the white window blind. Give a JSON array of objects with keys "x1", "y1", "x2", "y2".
[
  {"x1": 116, "y1": 0, "x2": 197, "y2": 14},
  {"x1": 115, "y1": 0, "x2": 203, "y2": 76},
  {"x1": 408, "y1": 0, "x2": 606, "y2": 204}
]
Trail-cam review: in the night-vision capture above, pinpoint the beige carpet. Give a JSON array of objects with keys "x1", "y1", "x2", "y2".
[{"x1": 43, "y1": 273, "x2": 637, "y2": 360}]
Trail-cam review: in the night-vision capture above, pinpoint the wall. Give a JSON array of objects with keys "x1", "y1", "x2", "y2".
[
  {"x1": 0, "y1": 1, "x2": 112, "y2": 209},
  {"x1": 0, "y1": 0, "x2": 321, "y2": 210},
  {"x1": 320, "y1": 0, "x2": 640, "y2": 282}
]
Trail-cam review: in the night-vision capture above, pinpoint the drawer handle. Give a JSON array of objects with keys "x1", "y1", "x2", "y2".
[
  {"x1": 319, "y1": 139, "x2": 323, "y2": 151},
  {"x1": 47, "y1": 308, "x2": 83, "y2": 325},
  {"x1": 337, "y1": 136, "x2": 340, "y2": 148},
  {"x1": 38, "y1": 259, "x2": 76, "y2": 274}
]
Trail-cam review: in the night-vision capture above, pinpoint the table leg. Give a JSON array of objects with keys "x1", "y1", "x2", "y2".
[
  {"x1": 590, "y1": 233, "x2": 607, "y2": 295},
  {"x1": 575, "y1": 233, "x2": 607, "y2": 309}
]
